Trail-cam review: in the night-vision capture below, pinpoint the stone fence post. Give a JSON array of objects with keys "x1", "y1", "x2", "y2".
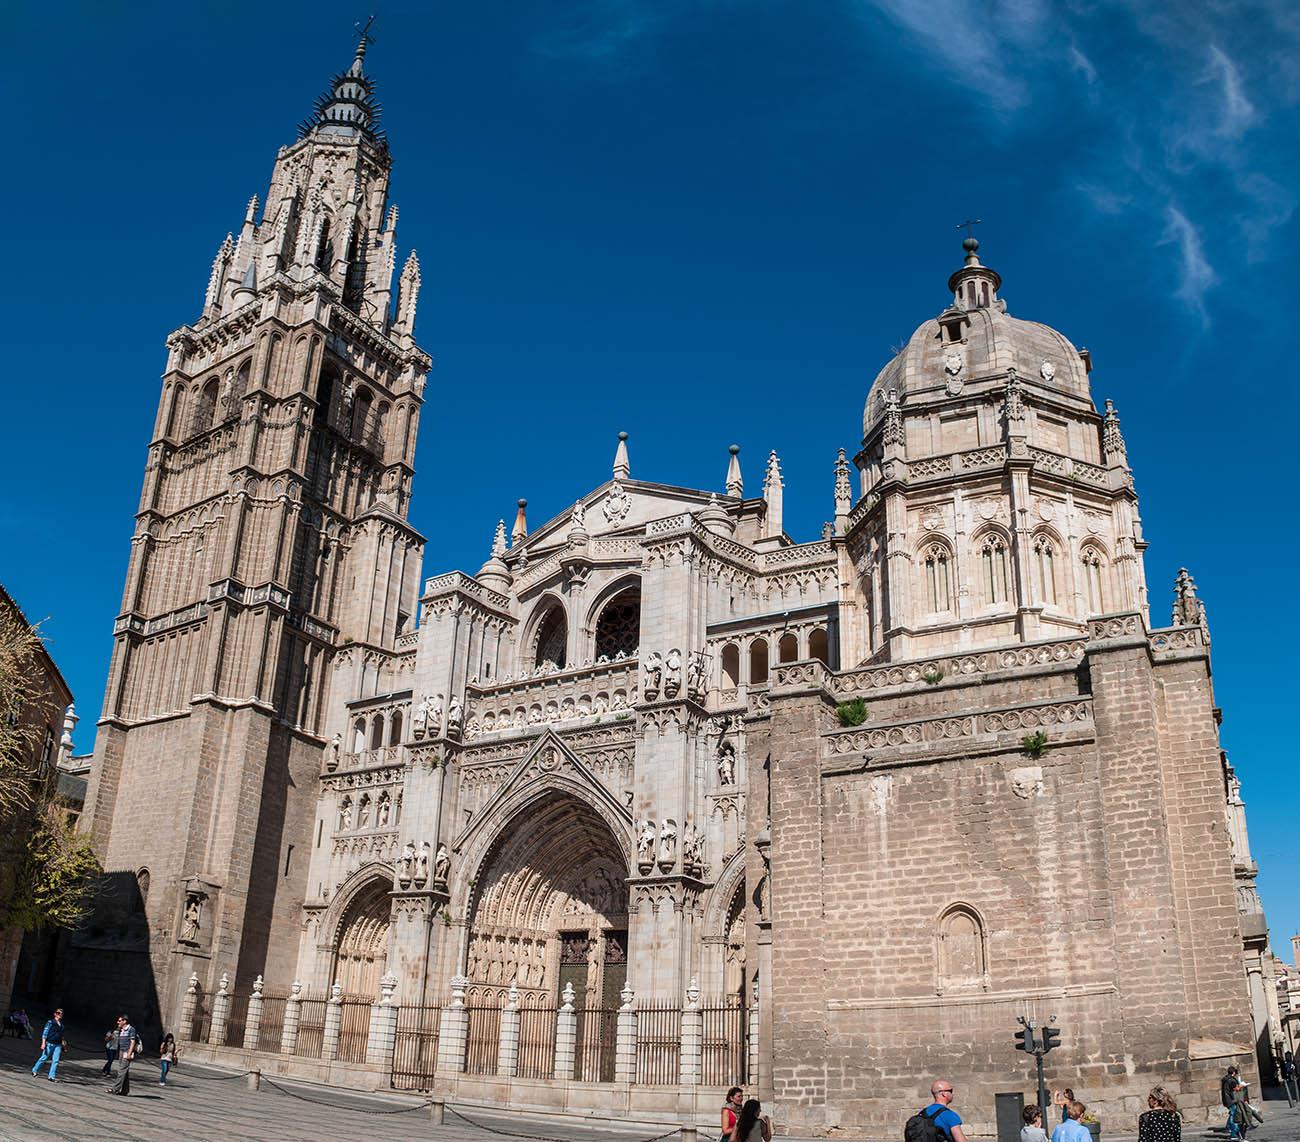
[
  {"x1": 615, "y1": 983, "x2": 637, "y2": 1084},
  {"x1": 678, "y1": 977, "x2": 702, "y2": 1086},
  {"x1": 436, "y1": 975, "x2": 469, "y2": 1073},
  {"x1": 209, "y1": 972, "x2": 231, "y2": 1047},
  {"x1": 747, "y1": 978, "x2": 759, "y2": 1089},
  {"x1": 553, "y1": 981, "x2": 577, "y2": 1080},
  {"x1": 322, "y1": 981, "x2": 343, "y2": 1062},
  {"x1": 181, "y1": 973, "x2": 200, "y2": 1042},
  {"x1": 497, "y1": 982, "x2": 520, "y2": 1078},
  {"x1": 243, "y1": 975, "x2": 265, "y2": 1050},
  {"x1": 366, "y1": 973, "x2": 400, "y2": 1070},
  {"x1": 281, "y1": 980, "x2": 303, "y2": 1055}
]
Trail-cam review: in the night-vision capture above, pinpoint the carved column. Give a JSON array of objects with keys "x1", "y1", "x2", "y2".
[
  {"x1": 748, "y1": 977, "x2": 760, "y2": 1095},
  {"x1": 678, "y1": 977, "x2": 702, "y2": 1086},
  {"x1": 209, "y1": 972, "x2": 231, "y2": 1047},
  {"x1": 180, "y1": 973, "x2": 200, "y2": 1042},
  {"x1": 496, "y1": 982, "x2": 520, "y2": 1078},
  {"x1": 243, "y1": 975, "x2": 264, "y2": 1050},
  {"x1": 280, "y1": 980, "x2": 303, "y2": 1055},
  {"x1": 614, "y1": 983, "x2": 637, "y2": 1085},
  {"x1": 435, "y1": 974, "x2": 469, "y2": 1073},
  {"x1": 553, "y1": 981, "x2": 577, "y2": 1080},
  {"x1": 365, "y1": 973, "x2": 400, "y2": 1070},
  {"x1": 321, "y1": 982, "x2": 343, "y2": 1062}
]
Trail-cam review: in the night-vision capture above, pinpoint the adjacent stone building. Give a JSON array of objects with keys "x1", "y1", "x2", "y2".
[{"x1": 76, "y1": 35, "x2": 1272, "y2": 1135}]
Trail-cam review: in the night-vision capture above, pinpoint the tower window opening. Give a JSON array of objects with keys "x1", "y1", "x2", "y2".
[
  {"x1": 1081, "y1": 547, "x2": 1105, "y2": 614},
  {"x1": 534, "y1": 605, "x2": 567, "y2": 670},
  {"x1": 1034, "y1": 537, "x2": 1058, "y2": 605},
  {"x1": 925, "y1": 545, "x2": 952, "y2": 613},
  {"x1": 980, "y1": 536, "x2": 1009, "y2": 605}
]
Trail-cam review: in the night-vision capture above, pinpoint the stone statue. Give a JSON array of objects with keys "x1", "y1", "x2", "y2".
[
  {"x1": 658, "y1": 817, "x2": 678, "y2": 866},
  {"x1": 412, "y1": 696, "x2": 428, "y2": 739},
  {"x1": 447, "y1": 696, "x2": 464, "y2": 736},
  {"x1": 377, "y1": 794, "x2": 391, "y2": 827},
  {"x1": 434, "y1": 843, "x2": 451, "y2": 884},
  {"x1": 643, "y1": 652, "x2": 663, "y2": 697},
  {"x1": 428, "y1": 693, "x2": 444, "y2": 735},
  {"x1": 683, "y1": 824, "x2": 704, "y2": 871},
  {"x1": 398, "y1": 840, "x2": 416, "y2": 885},
  {"x1": 180, "y1": 895, "x2": 202, "y2": 944},
  {"x1": 716, "y1": 741, "x2": 736, "y2": 786},
  {"x1": 338, "y1": 798, "x2": 353, "y2": 831},
  {"x1": 636, "y1": 819, "x2": 656, "y2": 865},
  {"x1": 416, "y1": 841, "x2": 430, "y2": 886},
  {"x1": 685, "y1": 651, "x2": 707, "y2": 700},
  {"x1": 357, "y1": 796, "x2": 371, "y2": 829},
  {"x1": 571, "y1": 500, "x2": 586, "y2": 530},
  {"x1": 664, "y1": 649, "x2": 682, "y2": 697}
]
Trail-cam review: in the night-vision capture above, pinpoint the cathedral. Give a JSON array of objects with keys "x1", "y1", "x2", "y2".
[{"x1": 74, "y1": 34, "x2": 1275, "y2": 1136}]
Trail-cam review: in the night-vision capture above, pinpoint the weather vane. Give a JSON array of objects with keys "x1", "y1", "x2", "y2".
[
  {"x1": 957, "y1": 218, "x2": 982, "y2": 239},
  {"x1": 356, "y1": 14, "x2": 378, "y2": 47}
]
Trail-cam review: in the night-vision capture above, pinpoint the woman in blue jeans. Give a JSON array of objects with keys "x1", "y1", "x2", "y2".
[
  {"x1": 159, "y1": 1033, "x2": 178, "y2": 1084},
  {"x1": 30, "y1": 1008, "x2": 65, "y2": 1081}
]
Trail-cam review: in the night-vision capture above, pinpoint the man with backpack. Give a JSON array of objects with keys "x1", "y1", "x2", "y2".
[{"x1": 905, "y1": 1080, "x2": 970, "y2": 1142}]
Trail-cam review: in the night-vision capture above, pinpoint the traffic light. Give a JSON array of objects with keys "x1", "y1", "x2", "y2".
[
  {"x1": 1014, "y1": 1026, "x2": 1034, "y2": 1053},
  {"x1": 1042, "y1": 1026, "x2": 1061, "y2": 1053}
]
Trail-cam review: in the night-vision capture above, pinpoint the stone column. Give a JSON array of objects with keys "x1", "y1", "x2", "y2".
[
  {"x1": 243, "y1": 975, "x2": 264, "y2": 1050},
  {"x1": 209, "y1": 972, "x2": 231, "y2": 1046},
  {"x1": 280, "y1": 980, "x2": 303, "y2": 1055},
  {"x1": 435, "y1": 975, "x2": 469, "y2": 1073},
  {"x1": 678, "y1": 977, "x2": 702, "y2": 1086},
  {"x1": 497, "y1": 982, "x2": 520, "y2": 1078},
  {"x1": 366, "y1": 973, "x2": 400, "y2": 1070},
  {"x1": 747, "y1": 977, "x2": 760, "y2": 1093},
  {"x1": 553, "y1": 981, "x2": 577, "y2": 1080},
  {"x1": 180, "y1": 973, "x2": 200, "y2": 1042},
  {"x1": 615, "y1": 983, "x2": 637, "y2": 1085},
  {"x1": 322, "y1": 982, "x2": 343, "y2": 1062}
]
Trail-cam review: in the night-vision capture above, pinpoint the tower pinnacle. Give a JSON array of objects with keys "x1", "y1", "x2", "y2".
[{"x1": 299, "y1": 25, "x2": 386, "y2": 147}]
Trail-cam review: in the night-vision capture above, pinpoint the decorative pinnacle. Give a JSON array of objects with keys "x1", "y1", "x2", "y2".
[
  {"x1": 491, "y1": 519, "x2": 508, "y2": 558},
  {"x1": 512, "y1": 499, "x2": 528, "y2": 545},
  {"x1": 726, "y1": 444, "x2": 743, "y2": 497},
  {"x1": 613, "y1": 431, "x2": 630, "y2": 480}
]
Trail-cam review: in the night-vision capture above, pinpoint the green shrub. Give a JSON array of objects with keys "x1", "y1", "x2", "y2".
[{"x1": 836, "y1": 699, "x2": 869, "y2": 727}]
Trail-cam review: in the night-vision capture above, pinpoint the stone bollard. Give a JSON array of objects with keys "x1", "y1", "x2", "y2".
[
  {"x1": 322, "y1": 981, "x2": 343, "y2": 1062},
  {"x1": 281, "y1": 980, "x2": 303, "y2": 1055},
  {"x1": 681, "y1": 1128, "x2": 698, "y2": 1142},
  {"x1": 678, "y1": 977, "x2": 702, "y2": 1086},
  {"x1": 497, "y1": 983, "x2": 521, "y2": 1078},
  {"x1": 436, "y1": 975, "x2": 470, "y2": 1074},
  {"x1": 614, "y1": 983, "x2": 637, "y2": 1084},
  {"x1": 247, "y1": 1068, "x2": 261, "y2": 1092},
  {"x1": 244, "y1": 975, "x2": 265, "y2": 1050},
  {"x1": 430, "y1": 1098, "x2": 446, "y2": 1125},
  {"x1": 553, "y1": 981, "x2": 577, "y2": 1080},
  {"x1": 366, "y1": 973, "x2": 400, "y2": 1071},
  {"x1": 181, "y1": 973, "x2": 200, "y2": 1042},
  {"x1": 210, "y1": 972, "x2": 232, "y2": 1047}
]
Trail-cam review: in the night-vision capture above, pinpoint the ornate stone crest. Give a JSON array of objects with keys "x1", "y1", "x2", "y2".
[
  {"x1": 944, "y1": 352, "x2": 963, "y2": 376},
  {"x1": 603, "y1": 482, "x2": 630, "y2": 525},
  {"x1": 1040, "y1": 360, "x2": 1056, "y2": 382},
  {"x1": 1007, "y1": 766, "x2": 1044, "y2": 800}
]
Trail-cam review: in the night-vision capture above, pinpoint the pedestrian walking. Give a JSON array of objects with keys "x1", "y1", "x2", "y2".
[
  {"x1": 107, "y1": 1014, "x2": 140, "y2": 1095},
  {"x1": 1221, "y1": 1065, "x2": 1244, "y2": 1139},
  {"x1": 159, "y1": 1033, "x2": 178, "y2": 1085},
  {"x1": 1050, "y1": 1101, "x2": 1090, "y2": 1142},
  {"x1": 905, "y1": 1080, "x2": 970, "y2": 1142},
  {"x1": 1137, "y1": 1086, "x2": 1181, "y2": 1142},
  {"x1": 30, "y1": 1008, "x2": 65, "y2": 1081},
  {"x1": 730, "y1": 1097, "x2": 772, "y2": 1142},
  {"x1": 101, "y1": 1026, "x2": 118, "y2": 1075},
  {"x1": 1021, "y1": 1105, "x2": 1048, "y2": 1142},
  {"x1": 721, "y1": 1086, "x2": 745, "y2": 1141}
]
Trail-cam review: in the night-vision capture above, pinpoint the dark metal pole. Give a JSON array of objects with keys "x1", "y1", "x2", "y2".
[{"x1": 1036, "y1": 1048, "x2": 1049, "y2": 1124}]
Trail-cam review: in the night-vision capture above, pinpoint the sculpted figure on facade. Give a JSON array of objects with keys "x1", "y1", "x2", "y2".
[
  {"x1": 685, "y1": 650, "x2": 708, "y2": 701},
  {"x1": 398, "y1": 840, "x2": 416, "y2": 887},
  {"x1": 637, "y1": 819, "x2": 656, "y2": 870},
  {"x1": 716, "y1": 741, "x2": 737, "y2": 786},
  {"x1": 658, "y1": 817, "x2": 678, "y2": 870},
  {"x1": 415, "y1": 841, "x2": 430, "y2": 887},
  {"x1": 434, "y1": 843, "x2": 450, "y2": 885},
  {"x1": 683, "y1": 823, "x2": 704, "y2": 874},
  {"x1": 447, "y1": 696, "x2": 464, "y2": 737},
  {"x1": 664, "y1": 649, "x2": 683, "y2": 698},
  {"x1": 642, "y1": 652, "x2": 663, "y2": 699},
  {"x1": 179, "y1": 894, "x2": 203, "y2": 945},
  {"x1": 338, "y1": 797, "x2": 352, "y2": 831},
  {"x1": 377, "y1": 793, "x2": 391, "y2": 827}
]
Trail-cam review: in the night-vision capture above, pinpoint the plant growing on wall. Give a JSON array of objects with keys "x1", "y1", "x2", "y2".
[
  {"x1": 836, "y1": 699, "x2": 868, "y2": 727},
  {"x1": 1021, "y1": 730, "x2": 1050, "y2": 758},
  {"x1": 922, "y1": 668, "x2": 944, "y2": 685}
]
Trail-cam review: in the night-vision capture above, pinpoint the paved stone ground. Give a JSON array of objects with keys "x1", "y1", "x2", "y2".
[{"x1": 3, "y1": 1033, "x2": 1300, "y2": 1141}]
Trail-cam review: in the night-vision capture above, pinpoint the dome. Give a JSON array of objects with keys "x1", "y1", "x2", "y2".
[{"x1": 863, "y1": 242, "x2": 1092, "y2": 437}]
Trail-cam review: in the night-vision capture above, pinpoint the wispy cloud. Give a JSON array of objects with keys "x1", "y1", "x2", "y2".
[
  {"x1": 1206, "y1": 44, "x2": 1256, "y2": 138},
  {"x1": 1162, "y1": 206, "x2": 1217, "y2": 323},
  {"x1": 1068, "y1": 45, "x2": 1097, "y2": 85},
  {"x1": 531, "y1": 0, "x2": 666, "y2": 68}
]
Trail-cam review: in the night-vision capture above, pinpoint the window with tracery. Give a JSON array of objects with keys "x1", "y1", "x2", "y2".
[
  {"x1": 594, "y1": 588, "x2": 641, "y2": 660},
  {"x1": 1081, "y1": 548, "x2": 1105, "y2": 614},
  {"x1": 980, "y1": 535, "x2": 1010, "y2": 605},
  {"x1": 1034, "y1": 536, "x2": 1058, "y2": 605},
  {"x1": 191, "y1": 379, "x2": 219, "y2": 436},
  {"x1": 535, "y1": 606, "x2": 567, "y2": 670},
  {"x1": 924, "y1": 545, "x2": 952, "y2": 613}
]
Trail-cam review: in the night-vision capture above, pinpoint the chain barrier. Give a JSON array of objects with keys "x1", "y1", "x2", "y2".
[
  {"x1": 260, "y1": 1074, "x2": 433, "y2": 1114},
  {"x1": 447, "y1": 1104, "x2": 682, "y2": 1142}
]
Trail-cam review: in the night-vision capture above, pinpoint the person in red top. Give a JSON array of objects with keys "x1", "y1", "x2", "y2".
[{"x1": 720, "y1": 1087, "x2": 744, "y2": 1142}]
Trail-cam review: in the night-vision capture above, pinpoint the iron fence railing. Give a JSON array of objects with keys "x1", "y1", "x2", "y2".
[
  {"x1": 517, "y1": 1005, "x2": 557, "y2": 1079},
  {"x1": 257, "y1": 996, "x2": 287, "y2": 1053},
  {"x1": 392, "y1": 1004, "x2": 443, "y2": 1091},
  {"x1": 574, "y1": 1006, "x2": 618, "y2": 1083},
  {"x1": 294, "y1": 997, "x2": 328, "y2": 1058},
  {"x1": 701, "y1": 1001, "x2": 748, "y2": 1085},
  {"x1": 338, "y1": 999, "x2": 372, "y2": 1063},
  {"x1": 635, "y1": 1001, "x2": 681, "y2": 1085},
  {"x1": 224, "y1": 993, "x2": 251, "y2": 1048},
  {"x1": 465, "y1": 1006, "x2": 502, "y2": 1076},
  {"x1": 189, "y1": 995, "x2": 211, "y2": 1044}
]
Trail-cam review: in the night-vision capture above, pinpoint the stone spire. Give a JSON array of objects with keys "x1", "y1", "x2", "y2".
[
  {"x1": 299, "y1": 28, "x2": 386, "y2": 147},
  {"x1": 699, "y1": 492, "x2": 734, "y2": 538},
  {"x1": 613, "y1": 431, "x2": 630, "y2": 480},
  {"x1": 725, "y1": 445, "x2": 743, "y2": 497},
  {"x1": 833, "y1": 448, "x2": 852, "y2": 536},
  {"x1": 394, "y1": 251, "x2": 421, "y2": 336},
  {"x1": 477, "y1": 521, "x2": 513, "y2": 592},
  {"x1": 231, "y1": 262, "x2": 258, "y2": 308},
  {"x1": 1103, "y1": 399, "x2": 1127, "y2": 463},
  {"x1": 762, "y1": 451, "x2": 784, "y2": 539},
  {"x1": 491, "y1": 519, "x2": 507, "y2": 558},
  {"x1": 511, "y1": 499, "x2": 528, "y2": 546},
  {"x1": 58, "y1": 704, "x2": 78, "y2": 767}
]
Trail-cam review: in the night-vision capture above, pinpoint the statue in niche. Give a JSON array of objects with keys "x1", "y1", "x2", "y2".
[
  {"x1": 447, "y1": 696, "x2": 464, "y2": 736},
  {"x1": 434, "y1": 843, "x2": 450, "y2": 884},
  {"x1": 658, "y1": 818, "x2": 678, "y2": 868},
  {"x1": 664, "y1": 649, "x2": 682, "y2": 698},
  {"x1": 683, "y1": 824, "x2": 704, "y2": 873},
  {"x1": 685, "y1": 651, "x2": 707, "y2": 700},
  {"x1": 338, "y1": 798, "x2": 353, "y2": 832},
  {"x1": 412, "y1": 696, "x2": 428, "y2": 739},
  {"x1": 328, "y1": 733, "x2": 341, "y2": 771},
  {"x1": 571, "y1": 500, "x2": 586, "y2": 531},
  {"x1": 179, "y1": 894, "x2": 203, "y2": 945},
  {"x1": 376, "y1": 794, "x2": 391, "y2": 827},
  {"x1": 357, "y1": 796, "x2": 371, "y2": 829},
  {"x1": 398, "y1": 840, "x2": 416, "y2": 886},
  {"x1": 636, "y1": 820, "x2": 656, "y2": 867},
  {"x1": 415, "y1": 842, "x2": 430, "y2": 886},
  {"x1": 716, "y1": 741, "x2": 737, "y2": 786},
  {"x1": 643, "y1": 652, "x2": 663, "y2": 698}
]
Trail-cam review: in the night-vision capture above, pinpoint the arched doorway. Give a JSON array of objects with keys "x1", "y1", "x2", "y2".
[{"x1": 332, "y1": 879, "x2": 391, "y2": 998}]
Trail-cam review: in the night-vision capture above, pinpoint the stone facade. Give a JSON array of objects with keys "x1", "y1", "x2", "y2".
[{"x1": 75, "y1": 36, "x2": 1272, "y2": 1137}]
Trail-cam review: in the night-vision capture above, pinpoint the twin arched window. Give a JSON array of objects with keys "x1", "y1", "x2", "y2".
[
  {"x1": 980, "y1": 534, "x2": 1010, "y2": 606},
  {"x1": 1080, "y1": 546, "x2": 1105, "y2": 614},
  {"x1": 534, "y1": 605, "x2": 567, "y2": 670},
  {"x1": 594, "y1": 587, "x2": 640, "y2": 660},
  {"x1": 1033, "y1": 535, "x2": 1058, "y2": 605},
  {"x1": 924, "y1": 544, "x2": 952, "y2": 613}
]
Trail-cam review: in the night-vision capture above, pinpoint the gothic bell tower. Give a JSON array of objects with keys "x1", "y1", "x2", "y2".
[{"x1": 79, "y1": 33, "x2": 430, "y2": 1028}]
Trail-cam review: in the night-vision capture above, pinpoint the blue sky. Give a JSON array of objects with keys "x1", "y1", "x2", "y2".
[{"x1": 4, "y1": 2, "x2": 1297, "y2": 956}]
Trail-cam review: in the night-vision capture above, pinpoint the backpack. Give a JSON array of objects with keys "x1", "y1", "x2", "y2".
[{"x1": 904, "y1": 1105, "x2": 947, "y2": 1142}]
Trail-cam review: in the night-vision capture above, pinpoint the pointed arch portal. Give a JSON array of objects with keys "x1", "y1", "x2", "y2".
[{"x1": 332, "y1": 878, "x2": 392, "y2": 999}]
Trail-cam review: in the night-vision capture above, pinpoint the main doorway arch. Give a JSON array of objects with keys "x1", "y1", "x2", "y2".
[{"x1": 332, "y1": 878, "x2": 391, "y2": 998}]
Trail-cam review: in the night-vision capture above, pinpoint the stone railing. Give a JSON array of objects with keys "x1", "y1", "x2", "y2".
[
  {"x1": 464, "y1": 658, "x2": 639, "y2": 739},
  {"x1": 905, "y1": 445, "x2": 1008, "y2": 483},
  {"x1": 764, "y1": 540, "x2": 833, "y2": 568},
  {"x1": 1148, "y1": 625, "x2": 1204, "y2": 654},
  {"x1": 422, "y1": 571, "x2": 511, "y2": 612},
  {"x1": 824, "y1": 697, "x2": 1093, "y2": 756}
]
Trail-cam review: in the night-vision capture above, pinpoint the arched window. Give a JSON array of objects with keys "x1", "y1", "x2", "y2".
[
  {"x1": 720, "y1": 643, "x2": 740, "y2": 690},
  {"x1": 749, "y1": 639, "x2": 769, "y2": 685},
  {"x1": 534, "y1": 605, "x2": 567, "y2": 670},
  {"x1": 136, "y1": 868, "x2": 151, "y2": 907},
  {"x1": 314, "y1": 217, "x2": 333, "y2": 271},
  {"x1": 226, "y1": 359, "x2": 251, "y2": 410},
  {"x1": 778, "y1": 633, "x2": 798, "y2": 663},
  {"x1": 389, "y1": 710, "x2": 404, "y2": 745},
  {"x1": 369, "y1": 714, "x2": 385, "y2": 751},
  {"x1": 1080, "y1": 547, "x2": 1105, "y2": 614},
  {"x1": 937, "y1": 904, "x2": 986, "y2": 991},
  {"x1": 353, "y1": 387, "x2": 374, "y2": 445},
  {"x1": 594, "y1": 586, "x2": 641, "y2": 660},
  {"x1": 352, "y1": 717, "x2": 366, "y2": 753},
  {"x1": 166, "y1": 384, "x2": 186, "y2": 437},
  {"x1": 980, "y1": 534, "x2": 1010, "y2": 605},
  {"x1": 191, "y1": 378, "x2": 219, "y2": 435},
  {"x1": 1034, "y1": 536, "x2": 1058, "y2": 605},
  {"x1": 315, "y1": 367, "x2": 337, "y2": 427},
  {"x1": 809, "y1": 628, "x2": 829, "y2": 665},
  {"x1": 924, "y1": 544, "x2": 952, "y2": 613}
]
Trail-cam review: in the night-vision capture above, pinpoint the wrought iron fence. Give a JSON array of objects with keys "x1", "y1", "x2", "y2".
[
  {"x1": 294, "y1": 997, "x2": 328, "y2": 1057},
  {"x1": 701, "y1": 1001, "x2": 748, "y2": 1085},
  {"x1": 517, "y1": 1005, "x2": 557, "y2": 1079},
  {"x1": 465, "y1": 1005, "x2": 502, "y2": 1076},
  {"x1": 224, "y1": 993, "x2": 251, "y2": 1048},
  {"x1": 574, "y1": 1006, "x2": 618, "y2": 1083},
  {"x1": 189, "y1": 994, "x2": 211, "y2": 1044},
  {"x1": 257, "y1": 996, "x2": 287, "y2": 1053},
  {"x1": 635, "y1": 1001, "x2": 681, "y2": 1085},
  {"x1": 392, "y1": 1004, "x2": 443, "y2": 1090},
  {"x1": 337, "y1": 999, "x2": 372, "y2": 1063}
]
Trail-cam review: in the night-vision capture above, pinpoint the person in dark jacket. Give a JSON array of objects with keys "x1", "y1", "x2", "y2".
[{"x1": 30, "y1": 1008, "x2": 65, "y2": 1081}]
